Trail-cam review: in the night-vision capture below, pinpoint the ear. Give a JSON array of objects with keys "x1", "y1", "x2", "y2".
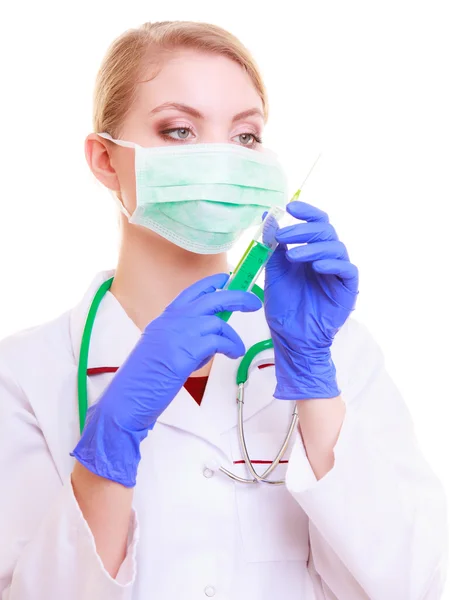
[{"x1": 85, "y1": 133, "x2": 121, "y2": 192}]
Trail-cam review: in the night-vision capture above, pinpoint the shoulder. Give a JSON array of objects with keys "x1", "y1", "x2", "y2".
[
  {"x1": 0, "y1": 271, "x2": 114, "y2": 382},
  {"x1": 0, "y1": 311, "x2": 74, "y2": 394}
]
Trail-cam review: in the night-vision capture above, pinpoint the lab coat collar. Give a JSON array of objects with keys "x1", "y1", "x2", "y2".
[{"x1": 70, "y1": 270, "x2": 276, "y2": 447}]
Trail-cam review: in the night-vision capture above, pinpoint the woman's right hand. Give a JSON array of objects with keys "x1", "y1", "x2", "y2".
[{"x1": 71, "y1": 273, "x2": 261, "y2": 487}]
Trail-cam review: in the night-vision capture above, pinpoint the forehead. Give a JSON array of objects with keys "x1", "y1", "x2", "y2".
[{"x1": 134, "y1": 51, "x2": 263, "y2": 118}]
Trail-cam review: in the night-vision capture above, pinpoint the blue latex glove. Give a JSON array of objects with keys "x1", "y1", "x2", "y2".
[
  {"x1": 264, "y1": 201, "x2": 359, "y2": 400},
  {"x1": 72, "y1": 273, "x2": 262, "y2": 487}
]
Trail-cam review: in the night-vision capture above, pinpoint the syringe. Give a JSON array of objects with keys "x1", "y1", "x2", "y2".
[
  {"x1": 217, "y1": 198, "x2": 295, "y2": 322},
  {"x1": 217, "y1": 153, "x2": 321, "y2": 322}
]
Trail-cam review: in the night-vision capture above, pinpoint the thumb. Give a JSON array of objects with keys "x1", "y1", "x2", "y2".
[{"x1": 265, "y1": 243, "x2": 288, "y2": 276}]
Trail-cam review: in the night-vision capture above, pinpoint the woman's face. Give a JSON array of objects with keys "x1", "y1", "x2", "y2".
[{"x1": 87, "y1": 50, "x2": 265, "y2": 216}]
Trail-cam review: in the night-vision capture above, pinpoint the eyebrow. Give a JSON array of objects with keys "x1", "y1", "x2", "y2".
[{"x1": 149, "y1": 102, "x2": 264, "y2": 122}]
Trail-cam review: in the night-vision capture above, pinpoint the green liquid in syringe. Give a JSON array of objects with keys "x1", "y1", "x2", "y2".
[{"x1": 218, "y1": 241, "x2": 272, "y2": 322}]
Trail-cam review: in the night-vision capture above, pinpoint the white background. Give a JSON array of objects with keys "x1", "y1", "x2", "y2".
[{"x1": 1, "y1": 0, "x2": 449, "y2": 592}]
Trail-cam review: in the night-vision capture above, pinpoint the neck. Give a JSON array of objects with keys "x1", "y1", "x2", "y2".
[{"x1": 110, "y1": 222, "x2": 229, "y2": 332}]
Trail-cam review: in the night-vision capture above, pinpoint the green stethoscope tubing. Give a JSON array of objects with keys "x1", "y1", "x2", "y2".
[
  {"x1": 77, "y1": 277, "x2": 115, "y2": 434},
  {"x1": 77, "y1": 278, "x2": 297, "y2": 485}
]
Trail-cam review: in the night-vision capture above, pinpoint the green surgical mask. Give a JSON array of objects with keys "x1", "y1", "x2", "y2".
[{"x1": 99, "y1": 133, "x2": 288, "y2": 254}]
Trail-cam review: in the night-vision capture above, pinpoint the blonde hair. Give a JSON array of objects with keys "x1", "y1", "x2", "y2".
[{"x1": 93, "y1": 21, "x2": 268, "y2": 137}]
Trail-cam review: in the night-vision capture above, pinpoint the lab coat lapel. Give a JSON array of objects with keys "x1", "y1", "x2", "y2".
[{"x1": 155, "y1": 386, "x2": 221, "y2": 447}]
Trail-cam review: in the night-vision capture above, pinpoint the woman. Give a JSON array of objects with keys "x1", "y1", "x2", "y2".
[{"x1": 0, "y1": 20, "x2": 446, "y2": 600}]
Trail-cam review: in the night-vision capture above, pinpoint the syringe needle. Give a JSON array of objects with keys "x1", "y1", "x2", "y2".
[
  {"x1": 300, "y1": 152, "x2": 322, "y2": 189},
  {"x1": 290, "y1": 152, "x2": 323, "y2": 202}
]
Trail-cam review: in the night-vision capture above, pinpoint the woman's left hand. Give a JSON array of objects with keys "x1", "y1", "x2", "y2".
[{"x1": 264, "y1": 201, "x2": 359, "y2": 400}]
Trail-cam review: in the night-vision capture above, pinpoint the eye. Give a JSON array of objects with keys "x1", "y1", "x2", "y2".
[
  {"x1": 174, "y1": 128, "x2": 190, "y2": 140},
  {"x1": 232, "y1": 133, "x2": 263, "y2": 147},
  {"x1": 160, "y1": 127, "x2": 194, "y2": 141}
]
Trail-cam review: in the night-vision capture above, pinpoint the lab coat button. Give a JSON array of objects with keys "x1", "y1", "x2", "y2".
[
  {"x1": 203, "y1": 467, "x2": 214, "y2": 478},
  {"x1": 204, "y1": 586, "x2": 216, "y2": 597},
  {"x1": 205, "y1": 458, "x2": 220, "y2": 471}
]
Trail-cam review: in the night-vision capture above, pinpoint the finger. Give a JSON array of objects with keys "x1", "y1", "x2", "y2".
[
  {"x1": 169, "y1": 273, "x2": 229, "y2": 309},
  {"x1": 193, "y1": 289, "x2": 262, "y2": 316},
  {"x1": 286, "y1": 201, "x2": 329, "y2": 223},
  {"x1": 196, "y1": 334, "x2": 246, "y2": 364},
  {"x1": 265, "y1": 242, "x2": 288, "y2": 276},
  {"x1": 195, "y1": 316, "x2": 247, "y2": 348},
  {"x1": 312, "y1": 259, "x2": 359, "y2": 292},
  {"x1": 276, "y1": 221, "x2": 338, "y2": 244},
  {"x1": 286, "y1": 240, "x2": 349, "y2": 263}
]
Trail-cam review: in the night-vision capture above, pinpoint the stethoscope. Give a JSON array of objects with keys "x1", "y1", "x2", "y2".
[{"x1": 77, "y1": 277, "x2": 298, "y2": 485}]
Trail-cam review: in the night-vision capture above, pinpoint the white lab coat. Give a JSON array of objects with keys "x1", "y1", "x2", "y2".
[{"x1": 0, "y1": 270, "x2": 447, "y2": 600}]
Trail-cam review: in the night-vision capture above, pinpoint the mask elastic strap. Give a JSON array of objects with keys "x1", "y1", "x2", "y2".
[
  {"x1": 98, "y1": 132, "x2": 142, "y2": 149},
  {"x1": 108, "y1": 189, "x2": 132, "y2": 219},
  {"x1": 98, "y1": 133, "x2": 133, "y2": 218}
]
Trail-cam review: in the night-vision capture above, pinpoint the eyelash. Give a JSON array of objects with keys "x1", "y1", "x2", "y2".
[{"x1": 159, "y1": 126, "x2": 263, "y2": 147}]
